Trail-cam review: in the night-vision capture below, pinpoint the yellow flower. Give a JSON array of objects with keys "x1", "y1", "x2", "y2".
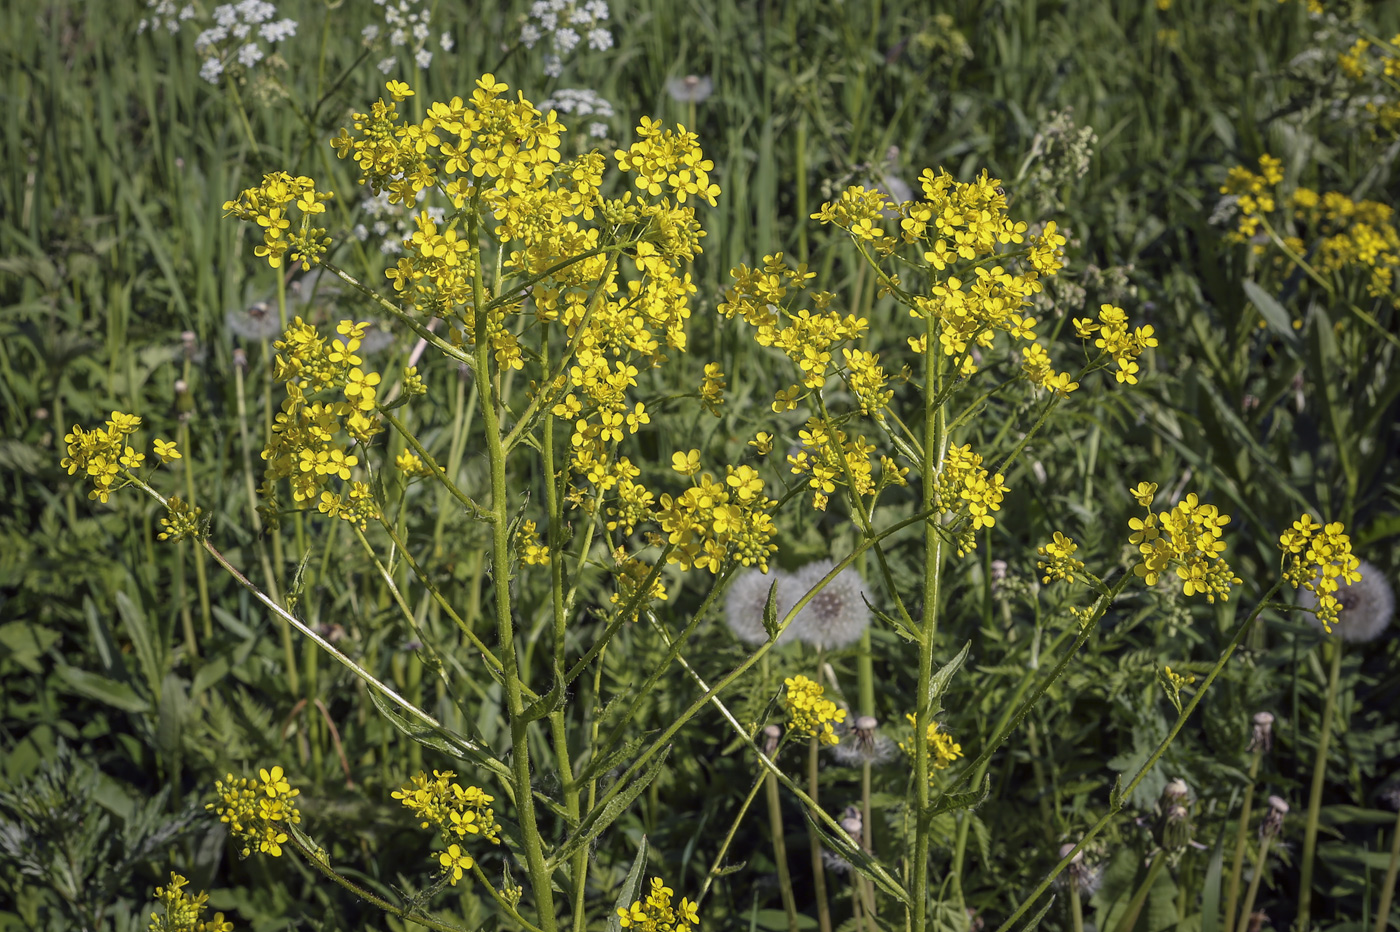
[
  {"x1": 153, "y1": 438, "x2": 181, "y2": 463},
  {"x1": 671, "y1": 449, "x2": 702, "y2": 476},
  {"x1": 749, "y1": 432, "x2": 774, "y2": 455},
  {"x1": 783, "y1": 675, "x2": 847, "y2": 746},
  {"x1": 439, "y1": 844, "x2": 474, "y2": 885}
]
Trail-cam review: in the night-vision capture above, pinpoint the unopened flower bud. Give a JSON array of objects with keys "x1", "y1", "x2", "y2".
[
  {"x1": 1162, "y1": 778, "x2": 1190, "y2": 804},
  {"x1": 181, "y1": 330, "x2": 197, "y2": 359},
  {"x1": 1249, "y1": 711, "x2": 1275, "y2": 752},
  {"x1": 1260, "y1": 795, "x2": 1288, "y2": 840},
  {"x1": 1160, "y1": 803, "x2": 1192, "y2": 851}
]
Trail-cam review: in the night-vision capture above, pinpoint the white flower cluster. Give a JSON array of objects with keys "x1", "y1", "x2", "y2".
[
  {"x1": 350, "y1": 190, "x2": 446, "y2": 257},
  {"x1": 520, "y1": 0, "x2": 613, "y2": 76},
  {"x1": 137, "y1": 0, "x2": 197, "y2": 35},
  {"x1": 368, "y1": 0, "x2": 455, "y2": 74},
  {"x1": 539, "y1": 89, "x2": 615, "y2": 138},
  {"x1": 191, "y1": 1, "x2": 298, "y2": 85}
]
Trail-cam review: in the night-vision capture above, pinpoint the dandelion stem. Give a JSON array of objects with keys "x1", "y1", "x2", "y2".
[
  {"x1": 1222, "y1": 744, "x2": 1265, "y2": 932},
  {"x1": 1372, "y1": 804, "x2": 1400, "y2": 932},
  {"x1": 1113, "y1": 852, "x2": 1167, "y2": 932},
  {"x1": 1237, "y1": 830, "x2": 1276, "y2": 931},
  {"x1": 766, "y1": 768, "x2": 802, "y2": 932},
  {"x1": 808, "y1": 735, "x2": 833, "y2": 932},
  {"x1": 1299, "y1": 636, "x2": 1343, "y2": 932},
  {"x1": 1069, "y1": 876, "x2": 1084, "y2": 932}
]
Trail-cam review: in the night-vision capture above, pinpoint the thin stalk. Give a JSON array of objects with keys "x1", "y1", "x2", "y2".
[
  {"x1": 285, "y1": 836, "x2": 484, "y2": 932},
  {"x1": 177, "y1": 414, "x2": 213, "y2": 640},
  {"x1": 233, "y1": 354, "x2": 281, "y2": 602},
  {"x1": 1069, "y1": 874, "x2": 1084, "y2": 932},
  {"x1": 1299, "y1": 637, "x2": 1344, "y2": 932},
  {"x1": 767, "y1": 769, "x2": 802, "y2": 932},
  {"x1": 696, "y1": 768, "x2": 769, "y2": 907},
  {"x1": 1237, "y1": 831, "x2": 1277, "y2": 931},
  {"x1": 1113, "y1": 852, "x2": 1167, "y2": 932},
  {"x1": 1372, "y1": 805, "x2": 1400, "y2": 932},
  {"x1": 1223, "y1": 745, "x2": 1265, "y2": 932},
  {"x1": 808, "y1": 736, "x2": 833, "y2": 932}
]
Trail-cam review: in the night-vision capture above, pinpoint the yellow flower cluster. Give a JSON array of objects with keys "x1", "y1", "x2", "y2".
[
  {"x1": 932, "y1": 443, "x2": 1009, "y2": 555},
  {"x1": 147, "y1": 873, "x2": 233, "y2": 932},
  {"x1": 516, "y1": 518, "x2": 551, "y2": 566},
  {"x1": 616, "y1": 876, "x2": 700, "y2": 931},
  {"x1": 1128, "y1": 490, "x2": 1242, "y2": 603},
  {"x1": 207, "y1": 766, "x2": 301, "y2": 858},
  {"x1": 782, "y1": 675, "x2": 847, "y2": 746},
  {"x1": 157, "y1": 496, "x2": 203, "y2": 543},
  {"x1": 1222, "y1": 154, "x2": 1400, "y2": 300},
  {"x1": 609, "y1": 546, "x2": 668, "y2": 620},
  {"x1": 699, "y1": 361, "x2": 725, "y2": 414},
  {"x1": 719, "y1": 253, "x2": 866, "y2": 393},
  {"x1": 655, "y1": 461, "x2": 779, "y2": 572},
  {"x1": 787, "y1": 418, "x2": 877, "y2": 512},
  {"x1": 392, "y1": 770, "x2": 502, "y2": 885},
  {"x1": 1335, "y1": 35, "x2": 1400, "y2": 131},
  {"x1": 898, "y1": 713, "x2": 965, "y2": 776},
  {"x1": 260, "y1": 319, "x2": 385, "y2": 529},
  {"x1": 1073, "y1": 304, "x2": 1158, "y2": 385},
  {"x1": 61, "y1": 412, "x2": 150, "y2": 503},
  {"x1": 1036, "y1": 531, "x2": 1086, "y2": 584},
  {"x1": 331, "y1": 77, "x2": 717, "y2": 555},
  {"x1": 1278, "y1": 514, "x2": 1362, "y2": 633},
  {"x1": 222, "y1": 171, "x2": 332, "y2": 271}
]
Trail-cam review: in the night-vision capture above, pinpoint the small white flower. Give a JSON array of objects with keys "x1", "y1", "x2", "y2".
[
  {"x1": 553, "y1": 26, "x2": 579, "y2": 54},
  {"x1": 412, "y1": 22, "x2": 429, "y2": 41},
  {"x1": 585, "y1": 0, "x2": 609, "y2": 20},
  {"x1": 237, "y1": 42, "x2": 265, "y2": 67},
  {"x1": 390, "y1": 27, "x2": 408, "y2": 46},
  {"x1": 232, "y1": 22, "x2": 252, "y2": 39},
  {"x1": 589, "y1": 121, "x2": 609, "y2": 138},
  {"x1": 520, "y1": 23, "x2": 542, "y2": 48},
  {"x1": 361, "y1": 24, "x2": 380, "y2": 41},
  {"x1": 587, "y1": 27, "x2": 613, "y2": 51},
  {"x1": 213, "y1": 4, "x2": 238, "y2": 27},
  {"x1": 179, "y1": 5, "x2": 196, "y2": 19},
  {"x1": 377, "y1": 56, "x2": 398, "y2": 74},
  {"x1": 352, "y1": 223, "x2": 369, "y2": 242},
  {"x1": 199, "y1": 57, "x2": 226, "y2": 83},
  {"x1": 439, "y1": 31, "x2": 454, "y2": 52},
  {"x1": 195, "y1": 26, "x2": 228, "y2": 52},
  {"x1": 544, "y1": 54, "x2": 562, "y2": 77},
  {"x1": 415, "y1": 48, "x2": 432, "y2": 68},
  {"x1": 539, "y1": 11, "x2": 558, "y2": 31}
]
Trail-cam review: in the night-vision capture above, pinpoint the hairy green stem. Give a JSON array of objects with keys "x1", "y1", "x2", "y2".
[
  {"x1": 1237, "y1": 831, "x2": 1277, "y2": 932},
  {"x1": 1372, "y1": 804, "x2": 1400, "y2": 932}
]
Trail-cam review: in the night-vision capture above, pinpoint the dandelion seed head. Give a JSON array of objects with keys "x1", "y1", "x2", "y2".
[
  {"x1": 724, "y1": 566, "x2": 794, "y2": 645},
  {"x1": 665, "y1": 74, "x2": 713, "y2": 104},
  {"x1": 789, "y1": 559, "x2": 871, "y2": 650}
]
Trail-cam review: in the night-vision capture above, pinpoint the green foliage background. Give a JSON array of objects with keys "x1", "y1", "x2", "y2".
[{"x1": 2, "y1": 1, "x2": 1399, "y2": 930}]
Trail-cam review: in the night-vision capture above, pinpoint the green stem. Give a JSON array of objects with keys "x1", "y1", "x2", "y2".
[
  {"x1": 1113, "y1": 852, "x2": 1167, "y2": 932},
  {"x1": 470, "y1": 201, "x2": 557, "y2": 932},
  {"x1": 1299, "y1": 637, "x2": 1344, "y2": 932},
  {"x1": 1372, "y1": 805, "x2": 1400, "y2": 932},
  {"x1": 285, "y1": 836, "x2": 481, "y2": 932},
  {"x1": 767, "y1": 769, "x2": 803, "y2": 932},
  {"x1": 1222, "y1": 746, "x2": 1265, "y2": 932},
  {"x1": 809, "y1": 737, "x2": 833, "y2": 932},
  {"x1": 1069, "y1": 875, "x2": 1084, "y2": 932},
  {"x1": 1237, "y1": 832, "x2": 1276, "y2": 932},
  {"x1": 696, "y1": 768, "x2": 769, "y2": 907}
]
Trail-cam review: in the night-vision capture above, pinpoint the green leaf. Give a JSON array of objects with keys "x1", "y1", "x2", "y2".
[
  {"x1": 364, "y1": 684, "x2": 505, "y2": 781},
  {"x1": 605, "y1": 836, "x2": 649, "y2": 932},
  {"x1": 553, "y1": 750, "x2": 671, "y2": 867},
  {"x1": 54, "y1": 664, "x2": 150, "y2": 713},
  {"x1": 929, "y1": 774, "x2": 991, "y2": 818},
  {"x1": 1200, "y1": 806, "x2": 1227, "y2": 932},
  {"x1": 929, "y1": 640, "x2": 971, "y2": 704},
  {"x1": 761, "y1": 578, "x2": 781, "y2": 641},
  {"x1": 116, "y1": 590, "x2": 164, "y2": 702},
  {"x1": 1242, "y1": 280, "x2": 1299, "y2": 350},
  {"x1": 0, "y1": 621, "x2": 61, "y2": 674}
]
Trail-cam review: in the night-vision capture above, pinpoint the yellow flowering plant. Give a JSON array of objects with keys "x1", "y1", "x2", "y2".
[{"x1": 56, "y1": 69, "x2": 1372, "y2": 932}]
